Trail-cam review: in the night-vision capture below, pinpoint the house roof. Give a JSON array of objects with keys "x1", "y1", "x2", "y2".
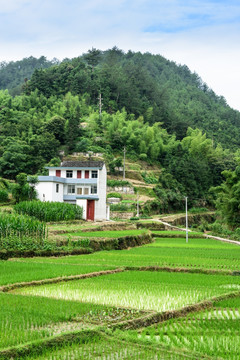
[{"x1": 60, "y1": 161, "x2": 104, "y2": 169}]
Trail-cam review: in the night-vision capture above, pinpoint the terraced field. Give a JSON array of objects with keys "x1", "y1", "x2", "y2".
[
  {"x1": 132, "y1": 297, "x2": 240, "y2": 359},
  {"x1": 13, "y1": 271, "x2": 240, "y2": 312},
  {"x1": 9, "y1": 236, "x2": 240, "y2": 271},
  {"x1": 0, "y1": 227, "x2": 240, "y2": 359}
]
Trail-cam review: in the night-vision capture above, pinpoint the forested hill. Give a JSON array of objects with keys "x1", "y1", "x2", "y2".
[
  {"x1": 0, "y1": 56, "x2": 58, "y2": 96},
  {"x1": 1, "y1": 48, "x2": 240, "y2": 149},
  {"x1": 18, "y1": 48, "x2": 240, "y2": 149}
]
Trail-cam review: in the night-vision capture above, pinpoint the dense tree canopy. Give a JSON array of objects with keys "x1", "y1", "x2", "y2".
[
  {"x1": 211, "y1": 162, "x2": 240, "y2": 229},
  {"x1": 0, "y1": 48, "x2": 239, "y2": 212}
]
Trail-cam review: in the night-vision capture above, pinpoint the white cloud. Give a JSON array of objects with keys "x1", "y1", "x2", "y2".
[{"x1": 0, "y1": 0, "x2": 31, "y2": 13}]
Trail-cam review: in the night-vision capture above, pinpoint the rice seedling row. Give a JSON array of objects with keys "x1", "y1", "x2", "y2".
[
  {"x1": 13, "y1": 271, "x2": 240, "y2": 312},
  {"x1": 65, "y1": 229, "x2": 147, "y2": 238},
  {"x1": 0, "y1": 293, "x2": 102, "y2": 350},
  {"x1": 131, "y1": 295, "x2": 240, "y2": 360},
  {"x1": 19, "y1": 332, "x2": 194, "y2": 360},
  {"x1": 152, "y1": 230, "x2": 205, "y2": 238},
  {"x1": 0, "y1": 292, "x2": 147, "y2": 351},
  {"x1": 2, "y1": 228, "x2": 240, "y2": 359},
  {"x1": 13, "y1": 237, "x2": 240, "y2": 272},
  {"x1": 0, "y1": 262, "x2": 116, "y2": 286}
]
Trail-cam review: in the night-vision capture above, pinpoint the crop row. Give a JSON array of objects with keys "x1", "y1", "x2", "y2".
[
  {"x1": 22, "y1": 335, "x2": 188, "y2": 360},
  {"x1": 0, "y1": 292, "x2": 112, "y2": 350},
  {"x1": 13, "y1": 271, "x2": 240, "y2": 312},
  {"x1": 0, "y1": 212, "x2": 46, "y2": 244},
  {"x1": 14, "y1": 201, "x2": 83, "y2": 222},
  {"x1": 133, "y1": 302, "x2": 240, "y2": 360},
  {"x1": 12, "y1": 237, "x2": 240, "y2": 273}
]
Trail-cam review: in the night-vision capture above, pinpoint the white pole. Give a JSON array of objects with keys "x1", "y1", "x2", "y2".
[
  {"x1": 123, "y1": 146, "x2": 126, "y2": 180},
  {"x1": 137, "y1": 191, "x2": 139, "y2": 217},
  {"x1": 185, "y1": 196, "x2": 188, "y2": 243}
]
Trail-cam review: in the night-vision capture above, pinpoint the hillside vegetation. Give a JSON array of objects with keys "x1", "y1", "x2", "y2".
[
  {"x1": 0, "y1": 56, "x2": 58, "y2": 96},
  {"x1": 1, "y1": 48, "x2": 240, "y2": 148},
  {"x1": 0, "y1": 47, "x2": 239, "y2": 212}
]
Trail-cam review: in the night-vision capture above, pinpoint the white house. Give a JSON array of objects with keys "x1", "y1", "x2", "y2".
[{"x1": 36, "y1": 161, "x2": 109, "y2": 221}]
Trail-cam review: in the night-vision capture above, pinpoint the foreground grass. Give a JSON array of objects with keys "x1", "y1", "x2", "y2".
[
  {"x1": 0, "y1": 293, "x2": 110, "y2": 350},
  {"x1": 1, "y1": 229, "x2": 240, "y2": 359},
  {"x1": 13, "y1": 271, "x2": 240, "y2": 312},
  {"x1": 22, "y1": 333, "x2": 188, "y2": 360}
]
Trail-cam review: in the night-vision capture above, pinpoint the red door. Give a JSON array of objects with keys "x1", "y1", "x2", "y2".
[
  {"x1": 77, "y1": 170, "x2": 82, "y2": 178},
  {"x1": 85, "y1": 170, "x2": 89, "y2": 179},
  {"x1": 87, "y1": 200, "x2": 95, "y2": 221},
  {"x1": 56, "y1": 170, "x2": 61, "y2": 177}
]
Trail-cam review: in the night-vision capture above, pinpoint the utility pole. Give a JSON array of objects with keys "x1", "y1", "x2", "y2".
[
  {"x1": 123, "y1": 146, "x2": 126, "y2": 180},
  {"x1": 136, "y1": 191, "x2": 139, "y2": 217},
  {"x1": 98, "y1": 93, "x2": 103, "y2": 115},
  {"x1": 185, "y1": 196, "x2": 188, "y2": 243},
  {"x1": 98, "y1": 93, "x2": 103, "y2": 131}
]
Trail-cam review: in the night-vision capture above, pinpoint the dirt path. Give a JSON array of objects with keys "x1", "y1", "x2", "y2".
[{"x1": 157, "y1": 219, "x2": 240, "y2": 246}]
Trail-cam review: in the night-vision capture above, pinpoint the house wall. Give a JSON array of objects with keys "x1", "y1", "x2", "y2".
[
  {"x1": 95, "y1": 164, "x2": 107, "y2": 221},
  {"x1": 53, "y1": 183, "x2": 64, "y2": 202},
  {"x1": 36, "y1": 182, "x2": 63, "y2": 202},
  {"x1": 50, "y1": 169, "x2": 91, "y2": 179},
  {"x1": 76, "y1": 199, "x2": 87, "y2": 220}
]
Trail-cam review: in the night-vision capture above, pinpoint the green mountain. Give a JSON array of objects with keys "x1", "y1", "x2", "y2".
[
  {"x1": 23, "y1": 48, "x2": 240, "y2": 149},
  {"x1": 0, "y1": 48, "x2": 238, "y2": 210}
]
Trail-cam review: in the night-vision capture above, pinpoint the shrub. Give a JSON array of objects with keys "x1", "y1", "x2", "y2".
[
  {"x1": 107, "y1": 179, "x2": 130, "y2": 187},
  {"x1": 140, "y1": 215, "x2": 152, "y2": 219},
  {"x1": 141, "y1": 171, "x2": 159, "y2": 184},
  {"x1": 139, "y1": 153, "x2": 148, "y2": 161},
  {"x1": 130, "y1": 216, "x2": 140, "y2": 220},
  {"x1": 14, "y1": 201, "x2": 83, "y2": 222},
  {"x1": 110, "y1": 203, "x2": 130, "y2": 212},
  {"x1": 188, "y1": 207, "x2": 209, "y2": 213},
  {"x1": 107, "y1": 192, "x2": 122, "y2": 199},
  {"x1": 0, "y1": 189, "x2": 8, "y2": 202}
]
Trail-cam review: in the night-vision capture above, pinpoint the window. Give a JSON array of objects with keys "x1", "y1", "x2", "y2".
[
  {"x1": 84, "y1": 187, "x2": 89, "y2": 195},
  {"x1": 67, "y1": 185, "x2": 75, "y2": 194},
  {"x1": 56, "y1": 184, "x2": 59, "y2": 193},
  {"x1": 77, "y1": 170, "x2": 82, "y2": 178},
  {"x1": 91, "y1": 170, "x2": 98, "y2": 178},
  {"x1": 85, "y1": 170, "x2": 89, "y2": 179},
  {"x1": 77, "y1": 188, "x2": 83, "y2": 195},
  {"x1": 91, "y1": 185, "x2": 97, "y2": 194},
  {"x1": 56, "y1": 170, "x2": 61, "y2": 177},
  {"x1": 66, "y1": 170, "x2": 73, "y2": 178}
]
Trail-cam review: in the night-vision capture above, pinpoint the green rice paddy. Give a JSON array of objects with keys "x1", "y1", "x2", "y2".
[
  {"x1": 0, "y1": 226, "x2": 240, "y2": 359},
  {"x1": 12, "y1": 237, "x2": 240, "y2": 272},
  {"x1": 131, "y1": 296, "x2": 240, "y2": 360},
  {"x1": 13, "y1": 271, "x2": 240, "y2": 312},
  {"x1": 66, "y1": 229, "x2": 146, "y2": 238}
]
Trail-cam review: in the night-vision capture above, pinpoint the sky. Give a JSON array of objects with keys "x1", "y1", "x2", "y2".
[{"x1": 0, "y1": 0, "x2": 240, "y2": 111}]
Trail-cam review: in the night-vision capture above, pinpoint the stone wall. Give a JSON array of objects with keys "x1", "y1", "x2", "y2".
[
  {"x1": 110, "y1": 211, "x2": 134, "y2": 219},
  {"x1": 107, "y1": 186, "x2": 134, "y2": 194}
]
